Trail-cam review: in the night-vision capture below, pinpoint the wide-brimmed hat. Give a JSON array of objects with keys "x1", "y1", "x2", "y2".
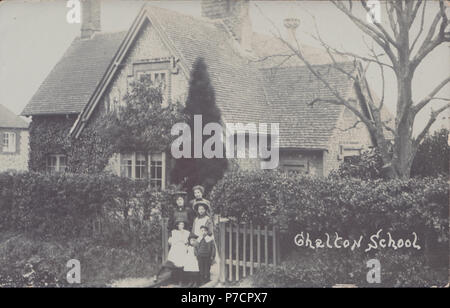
[
  {"x1": 193, "y1": 199, "x2": 211, "y2": 213},
  {"x1": 192, "y1": 185, "x2": 205, "y2": 194},
  {"x1": 172, "y1": 191, "x2": 187, "y2": 198}
]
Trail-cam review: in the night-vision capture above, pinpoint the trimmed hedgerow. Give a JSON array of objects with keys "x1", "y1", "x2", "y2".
[
  {"x1": 210, "y1": 170, "x2": 448, "y2": 286},
  {"x1": 0, "y1": 172, "x2": 175, "y2": 245},
  {"x1": 0, "y1": 171, "x2": 181, "y2": 287}
]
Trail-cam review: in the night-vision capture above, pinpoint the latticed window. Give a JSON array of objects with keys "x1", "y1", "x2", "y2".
[
  {"x1": 120, "y1": 153, "x2": 133, "y2": 178},
  {"x1": 2, "y1": 132, "x2": 16, "y2": 153},
  {"x1": 149, "y1": 153, "x2": 163, "y2": 189},
  {"x1": 46, "y1": 154, "x2": 67, "y2": 174},
  {"x1": 118, "y1": 152, "x2": 165, "y2": 189},
  {"x1": 135, "y1": 152, "x2": 147, "y2": 180}
]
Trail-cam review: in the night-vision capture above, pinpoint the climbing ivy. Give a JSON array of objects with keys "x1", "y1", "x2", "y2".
[{"x1": 29, "y1": 77, "x2": 185, "y2": 173}]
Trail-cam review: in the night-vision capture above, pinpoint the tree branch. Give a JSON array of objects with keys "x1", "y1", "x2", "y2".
[
  {"x1": 413, "y1": 76, "x2": 450, "y2": 114},
  {"x1": 331, "y1": 0, "x2": 398, "y2": 67},
  {"x1": 360, "y1": 0, "x2": 399, "y2": 48},
  {"x1": 386, "y1": 1, "x2": 399, "y2": 38},
  {"x1": 411, "y1": 0, "x2": 449, "y2": 70},
  {"x1": 414, "y1": 103, "x2": 450, "y2": 146},
  {"x1": 410, "y1": 0, "x2": 427, "y2": 53}
]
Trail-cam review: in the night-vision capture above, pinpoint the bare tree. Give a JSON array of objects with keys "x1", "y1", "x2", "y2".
[{"x1": 262, "y1": 0, "x2": 450, "y2": 178}]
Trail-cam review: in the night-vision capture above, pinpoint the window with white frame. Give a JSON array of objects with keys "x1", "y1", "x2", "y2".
[
  {"x1": 135, "y1": 153, "x2": 147, "y2": 180},
  {"x1": 119, "y1": 152, "x2": 165, "y2": 189},
  {"x1": 46, "y1": 154, "x2": 67, "y2": 174},
  {"x1": 2, "y1": 132, "x2": 16, "y2": 153},
  {"x1": 149, "y1": 153, "x2": 164, "y2": 189}
]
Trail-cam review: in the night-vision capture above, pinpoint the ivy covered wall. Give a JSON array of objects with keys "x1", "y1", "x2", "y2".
[{"x1": 28, "y1": 113, "x2": 114, "y2": 173}]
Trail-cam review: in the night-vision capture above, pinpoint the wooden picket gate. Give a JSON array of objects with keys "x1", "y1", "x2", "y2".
[{"x1": 217, "y1": 220, "x2": 280, "y2": 283}]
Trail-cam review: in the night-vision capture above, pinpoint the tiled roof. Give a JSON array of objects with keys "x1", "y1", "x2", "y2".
[
  {"x1": 147, "y1": 7, "x2": 270, "y2": 125},
  {"x1": 21, "y1": 5, "x2": 359, "y2": 149},
  {"x1": 261, "y1": 63, "x2": 355, "y2": 149},
  {"x1": 0, "y1": 104, "x2": 28, "y2": 129},
  {"x1": 21, "y1": 31, "x2": 127, "y2": 116}
]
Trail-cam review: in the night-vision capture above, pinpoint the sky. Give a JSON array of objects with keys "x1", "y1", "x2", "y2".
[{"x1": 0, "y1": 0, "x2": 449, "y2": 134}]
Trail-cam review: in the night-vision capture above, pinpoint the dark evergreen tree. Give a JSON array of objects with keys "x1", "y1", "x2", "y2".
[{"x1": 171, "y1": 57, "x2": 228, "y2": 194}]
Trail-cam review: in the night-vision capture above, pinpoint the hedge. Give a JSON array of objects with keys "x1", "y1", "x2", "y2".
[
  {"x1": 210, "y1": 170, "x2": 449, "y2": 286},
  {"x1": 0, "y1": 172, "x2": 176, "y2": 250}
]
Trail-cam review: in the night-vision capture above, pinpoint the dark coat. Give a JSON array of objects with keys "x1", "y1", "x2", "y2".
[
  {"x1": 195, "y1": 236, "x2": 216, "y2": 260},
  {"x1": 170, "y1": 206, "x2": 194, "y2": 230}
]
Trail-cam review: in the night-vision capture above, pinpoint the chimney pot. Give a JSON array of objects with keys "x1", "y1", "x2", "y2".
[
  {"x1": 283, "y1": 17, "x2": 300, "y2": 46},
  {"x1": 202, "y1": 0, "x2": 252, "y2": 52},
  {"x1": 81, "y1": 0, "x2": 101, "y2": 39}
]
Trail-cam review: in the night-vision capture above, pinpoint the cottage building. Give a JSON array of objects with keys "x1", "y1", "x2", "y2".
[
  {"x1": 21, "y1": 0, "x2": 380, "y2": 187},
  {"x1": 0, "y1": 104, "x2": 29, "y2": 172}
]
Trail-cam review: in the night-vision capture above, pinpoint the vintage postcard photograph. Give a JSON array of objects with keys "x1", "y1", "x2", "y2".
[{"x1": 0, "y1": 0, "x2": 449, "y2": 294}]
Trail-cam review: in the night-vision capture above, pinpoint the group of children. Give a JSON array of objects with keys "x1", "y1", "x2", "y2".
[{"x1": 154, "y1": 185, "x2": 216, "y2": 287}]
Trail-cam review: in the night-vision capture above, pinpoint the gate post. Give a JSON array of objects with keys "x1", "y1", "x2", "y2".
[
  {"x1": 219, "y1": 221, "x2": 226, "y2": 283},
  {"x1": 161, "y1": 217, "x2": 169, "y2": 264}
]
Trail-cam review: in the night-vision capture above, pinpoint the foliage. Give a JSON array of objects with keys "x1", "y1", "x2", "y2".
[
  {"x1": 28, "y1": 78, "x2": 184, "y2": 173},
  {"x1": 0, "y1": 233, "x2": 160, "y2": 287},
  {"x1": 99, "y1": 77, "x2": 185, "y2": 154},
  {"x1": 332, "y1": 129, "x2": 449, "y2": 180},
  {"x1": 252, "y1": 249, "x2": 448, "y2": 288},
  {"x1": 411, "y1": 128, "x2": 449, "y2": 177},
  {"x1": 210, "y1": 169, "x2": 448, "y2": 286},
  {"x1": 329, "y1": 148, "x2": 384, "y2": 180},
  {"x1": 0, "y1": 171, "x2": 186, "y2": 287},
  {"x1": 171, "y1": 57, "x2": 228, "y2": 194},
  {"x1": 0, "y1": 172, "x2": 173, "y2": 245}
]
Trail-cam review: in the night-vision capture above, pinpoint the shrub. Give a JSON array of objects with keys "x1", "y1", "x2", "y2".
[
  {"x1": 0, "y1": 172, "x2": 178, "y2": 286},
  {"x1": 0, "y1": 172, "x2": 175, "y2": 250},
  {"x1": 329, "y1": 148, "x2": 384, "y2": 180},
  {"x1": 210, "y1": 169, "x2": 448, "y2": 286},
  {"x1": 411, "y1": 128, "x2": 449, "y2": 177}
]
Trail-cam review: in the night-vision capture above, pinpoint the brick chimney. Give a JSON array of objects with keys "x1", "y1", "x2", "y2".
[
  {"x1": 81, "y1": 0, "x2": 101, "y2": 39},
  {"x1": 201, "y1": 0, "x2": 252, "y2": 51}
]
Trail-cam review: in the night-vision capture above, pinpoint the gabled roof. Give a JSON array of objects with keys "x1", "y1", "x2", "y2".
[
  {"x1": 146, "y1": 6, "x2": 269, "y2": 125},
  {"x1": 21, "y1": 5, "x2": 359, "y2": 149},
  {"x1": 0, "y1": 104, "x2": 28, "y2": 129},
  {"x1": 21, "y1": 31, "x2": 126, "y2": 116}
]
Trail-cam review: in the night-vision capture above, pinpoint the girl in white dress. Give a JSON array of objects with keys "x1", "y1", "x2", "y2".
[
  {"x1": 154, "y1": 220, "x2": 189, "y2": 284},
  {"x1": 167, "y1": 221, "x2": 190, "y2": 267}
]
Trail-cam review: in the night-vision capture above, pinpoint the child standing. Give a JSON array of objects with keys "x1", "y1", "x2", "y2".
[
  {"x1": 192, "y1": 200, "x2": 214, "y2": 238},
  {"x1": 189, "y1": 185, "x2": 210, "y2": 211},
  {"x1": 183, "y1": 233, "x2": 200, "y2": 287},
  {"x1": 154, "y1": 220, "x2": 189, "y2": 285},
  {"x1": 196, "y1": 225, "x2": 216, "y2": 284}
]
